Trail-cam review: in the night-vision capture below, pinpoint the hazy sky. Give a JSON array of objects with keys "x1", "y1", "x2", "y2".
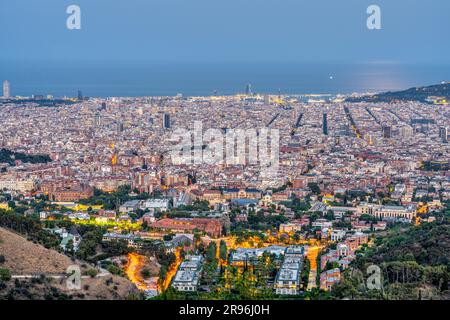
[{"x1": 1, "y1": 0, "x2": 450, "y2": 65}]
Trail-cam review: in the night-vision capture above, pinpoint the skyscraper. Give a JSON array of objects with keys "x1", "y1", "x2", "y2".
[
  {"x1": 245, "y1": 84, "x2": 252, "y2": 96},
  {"x1": 322, "y1": 113, "x2": 328, "y2": 135},
  {"x1": 399, "y1": 126, "x2": 413, "y2": 138},
  {"x1": 382, "y1": 126, "x2": 392, "y2": 139},
  {"x1": 117, "y1": 122, "x2": 124, "y2": 133},
  {"x1": 163, "y1": 113, "x2": 171, "y2": 129},
  {"x1": 77, "y1": 90, "x2": 83, "y2": 101},
  {"x1": 439, "y1": 127, "x2": 448, "y2": 143},
  {"x1": 95, "y1": 113, "x2": 102, "y2": 127},
  {"x1": 3, "y1": 80, "x2": 10, "y2": 99}
]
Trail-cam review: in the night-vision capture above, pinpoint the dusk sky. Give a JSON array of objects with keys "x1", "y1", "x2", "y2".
[
  {"x1": 1, "y1": 0, "x2": 450, "y2": 96},
  {"x1": 1, "y1": 0, "x2": 450, "y2": 65}
]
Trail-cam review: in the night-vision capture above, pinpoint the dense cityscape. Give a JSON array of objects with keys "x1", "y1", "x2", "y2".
[{"x1": 0, "y1": 79, "x2": 449, "y2": 301}]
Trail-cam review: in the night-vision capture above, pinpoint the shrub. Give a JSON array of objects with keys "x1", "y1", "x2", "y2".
[
  {"x1": 85, "y1": 268, "x2": 98, "y2": 278},
  {"x1": 0, "y1": 268, "x2": 12, "y2": 281}
]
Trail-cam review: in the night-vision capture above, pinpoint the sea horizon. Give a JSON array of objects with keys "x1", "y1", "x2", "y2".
[{"x1": 1, "y1": 61, "x2": 449, "y2": 98}]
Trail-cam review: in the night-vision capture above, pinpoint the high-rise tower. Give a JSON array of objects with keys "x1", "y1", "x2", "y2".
[
  {"x1": 245, "y1": 84, "x2": 252, "y2": 96},
  {"x1": 3, "y1": 80, "x2": 10, "y2": 99},
  {"x1": 382, "y1": 126, "x2": 392, "y2": 139},
  {"x1": 163, "y1": 113, "x2": 171, "y2": 129},
  {"x1": 322, "y1": 113, "x2": 328, "y2": 135},
  {"x1": 439, "y1": 126, "x2": 448, "y2": 143}
]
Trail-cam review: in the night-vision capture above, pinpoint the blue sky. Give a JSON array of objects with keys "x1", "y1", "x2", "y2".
[{"x1": 1, "y1": 0, "x2": 449, "y2": 65}]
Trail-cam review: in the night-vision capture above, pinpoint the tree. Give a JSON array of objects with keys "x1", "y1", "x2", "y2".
[
  {"x1": 141, "y1": 268, "x2": 151, "y2": 279},
  {"x1": 206, "y1": 242, "x2": 217, "y2": 264},
  {"x1": 64, "y1": 239, "x2": 75, "y2": 257},
  {"x1": 308, "y1": 182, "x2": 321, "y2": 195},
  {"x1": 201, "y1": 262, "x2": 218, "y2": 286},
  {"x1": 219, "y1": 240, "x2": 227, "y2": 261},
  {"x1": 0, "y1": 210, "x2": 60, "y2": 249},
  {"x1": 163, "y1": 234, "x2": 174, "y2": 241},
  {"x1": 107, "y1": 264, "x2": 123, "y2": 275},
  {"x1": 103, "y1": 239, "x2": 130, "y2": 257},
  {"x1": 325, "y1": 210, "x2": 335, "y2": 221}
]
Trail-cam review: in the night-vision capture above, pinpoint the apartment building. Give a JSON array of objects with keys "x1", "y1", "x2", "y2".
[{"x1": 172, "y1": 255, "x2": 203, "y2": 292}]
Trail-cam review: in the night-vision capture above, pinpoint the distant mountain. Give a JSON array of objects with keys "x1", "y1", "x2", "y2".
[{"x1": 346, "y1": 83, "x2": 450, "y2": 103}]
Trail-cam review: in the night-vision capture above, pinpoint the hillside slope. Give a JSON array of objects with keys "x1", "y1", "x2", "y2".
[
  {"x1": 0, "y1": 227, "x2": 72, "y2": 274},
  {"x1": 332, "y1": 218, "x2": 450, "y2": 300},
  {"x1": 0, "y1": 227, "x2": 140, "y2": 300},
  {"x1": 346, "y1": 82, "x2": 450, "y2": 103}
]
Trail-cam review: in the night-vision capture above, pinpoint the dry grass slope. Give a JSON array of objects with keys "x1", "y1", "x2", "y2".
[
  {"x1": 0, "y1": 227, "x2": 140, "y2": 300},
  {"x1": 0, "y1": 227, "x2": 72, "y2": 275}
]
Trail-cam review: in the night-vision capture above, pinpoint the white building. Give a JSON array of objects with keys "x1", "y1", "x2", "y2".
[
  {"x1": 0, "y1": 178, "x2": 35, "y2": 192},
  {"x1": 119, "y1": 200, "x2": 140, "y2": 213},
  {"x1": 2, "y1": 80, "x2": 10, "y2": 98},
  {"x1": 274, "y1": 246, "x2": 305, "y2": 295},
  {"x1": 312, "y1": 218, "x2": 333, "y2": 228},
  {"x1": 102, "y1": 232, "x2": 140, "y2": 247},
  {"x1": 357, "y1": 202, "x2": 416, "y2": 221},
  {"x1": 172, "y1": 255, "x2": 203, "y2": 292},
  {"x1": 141, "y1": 198, "x2": 171, "y2": 212},
  {"x1": 331, "y1": 229, "x2": 346, "y2": 242},
  {"x1": 274, "y1": 266, "x2": 301, "y2": 295},
  {"x1": 172, "y1": 270, "x2": 199, "y2": 292}
]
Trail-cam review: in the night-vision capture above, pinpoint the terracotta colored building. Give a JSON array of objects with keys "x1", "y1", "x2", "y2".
[
  {"x1": 50, "y1": 186, "x2": 94, "y2": 202},
  {"x1": 151, "y1": 218, "x2": 223, "y2": 238}
]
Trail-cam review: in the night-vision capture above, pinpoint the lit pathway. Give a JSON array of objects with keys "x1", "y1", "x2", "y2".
[{"x1": 305, "y1": 245, "x2": 322, "y2": 291}]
